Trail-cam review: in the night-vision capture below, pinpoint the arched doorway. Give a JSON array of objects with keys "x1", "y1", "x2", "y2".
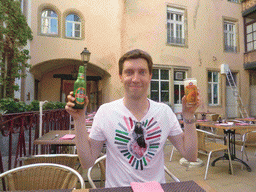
[{"x1": 30, "y1": 58, "x2": 111, "y2": 112}]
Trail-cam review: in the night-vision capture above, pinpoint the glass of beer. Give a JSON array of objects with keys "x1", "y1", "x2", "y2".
[{"x1": 184, "y1": 78, "x2": 198, "y2": 107}]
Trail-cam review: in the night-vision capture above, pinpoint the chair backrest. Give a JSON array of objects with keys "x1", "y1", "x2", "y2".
[
  {"x1": 0, "y1": 163, "x2": 85, "y2": 191},
  {"x1": 197, "y1": 130, "x2": 206, "y2": 152},
  {"x1": 20, "y1": 154, "x2": 80, "y2": 169},
  {"x1": 87, "y1": 154, "x2": 180, "y2": 189}
]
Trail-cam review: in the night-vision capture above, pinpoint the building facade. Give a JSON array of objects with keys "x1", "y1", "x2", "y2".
[
  {"x1": 18, "y1": 0, "x2": 252, "y2": 117},
  {"x1": 242, "y1": 0, "x2": 256, "y2": 117}
]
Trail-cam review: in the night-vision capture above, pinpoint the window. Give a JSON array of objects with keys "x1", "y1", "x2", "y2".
[
  {"x1": 20, "y1": 0, "x2": 24, "y2": 13},
  {"x1": 41, "y1": 9, "x2": 58, "y2": 35},
  {"x1": 167, "y1": 7, "x2": 185, "y2": 46},
  {"x1": 174, "y1": 71, "x2": 186, "y2": 105},
  {"x1": 224, "y1": 21, "x2": 237, "y2": 52},
  {"x1": 245, "y1": 22, "x2": 256, "y2": 52},
  {"x1": 228, "y1": 0, "x2": 239, "y2": 3},
  {"x1": 208, "y1": 71, "x2": 220, "y2": 105},
  {"x1": 150, "y1": 69, "x2": 169, "y2": 103},
  {"x1": 66, "y1": 14, "x2": 81, "y2": 38}
]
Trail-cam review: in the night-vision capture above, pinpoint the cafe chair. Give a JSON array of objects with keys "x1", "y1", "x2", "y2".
[
  {"x1": 0, "y1": 163, "x2": 85, "y2": 190},
  {"x1": 197, "y1": 129, "x2": 233, "y2": 180},
  {"x1": 87, "y1": 154, "x2": 106, "y2": 188},
  {"x1": 235, "y1": 130, "x2": 256, "y2": 162},
  {"x1": 19, "y1": 154, "x2": 80, "y2": 170},
  {"x1": 87, "y1": 154, "x2": 180, "y2": 189}
]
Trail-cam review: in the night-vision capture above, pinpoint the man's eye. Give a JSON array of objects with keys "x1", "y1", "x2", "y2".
[{"x1": 125, "y1": 71, "x2": 132, "y2": 75}]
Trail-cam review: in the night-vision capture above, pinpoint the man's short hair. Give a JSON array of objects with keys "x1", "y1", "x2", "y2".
[{"x1": 118, "y1": 49, "x2": 153, "y2": 75}]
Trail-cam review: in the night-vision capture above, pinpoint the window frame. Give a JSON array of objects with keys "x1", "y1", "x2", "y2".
[
  {"x1": 150, "y1": 68, "x2": 170, "y2": 104},
  {"x1": 166, "y1": 6, "x2": 187, "y2": 47},
  {"x1": 224, "y1": 20, "x2": 237, "y2": 53},
  {"x1": 208, "y1": 71, "x2": 220, "y2": 106},
  {"x1": 38, "y1": 5, "x2": 61, "y2": 37},
  {"x1": 40, "y1": 9, "x2": 59, "y2": 36},
  {"x1": 65, "y1": 14, "x2": 82, "y2": 39},
  {"x1": 228, "y1": 0, "x2": 240, "y2": 3},
  {"x1": 245, "y1": 20, "x2": 256, "y2": 53}
]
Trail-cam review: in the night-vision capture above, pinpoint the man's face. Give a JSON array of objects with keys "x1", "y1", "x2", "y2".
[{"x1": 119, "y1": 58, "x2": 152, "y2": 99}]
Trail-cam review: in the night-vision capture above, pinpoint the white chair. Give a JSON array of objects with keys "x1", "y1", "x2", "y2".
[
  {"x1": 0, "y1": 163, "x2": 85, "y2": 190},
  {"x1": 87, "y1": 154, "x2": 180, "y2": 189}
]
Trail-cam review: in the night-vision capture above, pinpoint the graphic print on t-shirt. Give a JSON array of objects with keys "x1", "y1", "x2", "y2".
[{"x1": 114, "y1": 116, "x2": 161, "y2": 170}]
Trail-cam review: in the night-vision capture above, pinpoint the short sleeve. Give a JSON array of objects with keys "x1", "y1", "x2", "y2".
[
  {"x1": 164, "y1": 105, "x2": 183, "y2": 136},
  {"x1": 89, "y1": 106, "x2": 107, "y2": 141}
]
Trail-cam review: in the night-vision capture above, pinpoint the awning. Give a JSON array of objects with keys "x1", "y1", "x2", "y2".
[
  {"x1": 242, "y1": 5, "x2": 256, "y2": 17},
  {"x1": 244, "y1": 62, "x2": 256, "y2": 70}
]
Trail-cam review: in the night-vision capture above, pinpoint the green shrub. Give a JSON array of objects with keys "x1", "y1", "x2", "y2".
[{"x1": 0, "y1": 98, "x2": 66, "y2": 114}]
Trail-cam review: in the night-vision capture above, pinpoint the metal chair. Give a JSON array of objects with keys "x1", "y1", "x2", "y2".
[
  {"x1": 87, "y1": 154, "x2": 180, "y2": 189},
  {"x1": 0, "y1": 163, "x2": 85, "y2": 190},
  {"x1": 197, "y1": 129, "x2": 233, "y2": 180},
  {"x1": 235, "y1": 130, "x2": 256, "y2": 162},
  {"x1": 19, "y1": 154, "x2": 80, "y2": 170}
]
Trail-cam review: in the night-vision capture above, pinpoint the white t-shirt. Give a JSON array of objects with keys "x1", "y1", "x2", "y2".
[{"x1": 89, "y1": 98, "x2": 182, "y2": 188}]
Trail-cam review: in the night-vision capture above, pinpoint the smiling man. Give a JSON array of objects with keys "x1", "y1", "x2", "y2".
[{"x1": 65, "y1": 49, "x2": 199, "y2": 188}]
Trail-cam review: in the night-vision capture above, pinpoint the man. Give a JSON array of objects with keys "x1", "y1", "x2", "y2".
[{"x1": 65, "y1": 49, "x2": 199, "y2": 187}]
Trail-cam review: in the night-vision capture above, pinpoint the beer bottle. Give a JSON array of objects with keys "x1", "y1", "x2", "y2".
[{"x1": 73, "y1": 66, "x2": 86, "y2": 109}]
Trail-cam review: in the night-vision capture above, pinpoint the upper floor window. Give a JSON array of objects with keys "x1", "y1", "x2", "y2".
[
  {"x1": 66, "y1": 14, "x2": 81, "y2": 38},
  {"x1": 224, "y1": 21, "x2": 237, "y2": 53},
  {"x1": 245, "y1": 22, "x2": 256, "y2": 52},
  {"x1": 208, "y1": 71, "x2": 220, "y2": 106},
  {"x1": 150, "y1": 69, "x2": 170, "y2": 103},
  {"x1": 167, "y1": 7, "x2": 185, "y2": 46},
  {"x1": 228, "y1": 0, "x2": 240, "y2": 3},
  {"x1": 41, "y1": 9, "x2": 58, "y2": 35}
]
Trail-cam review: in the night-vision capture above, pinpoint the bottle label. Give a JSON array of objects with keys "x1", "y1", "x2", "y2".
[{"x1": 75, "y1": 87, "x2": 86, "y2": 104}]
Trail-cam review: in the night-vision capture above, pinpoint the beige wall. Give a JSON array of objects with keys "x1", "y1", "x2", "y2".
[
  {"x1": 28, "y1": 0, "x2": 248, "y2": 116},
  {"x1": 30, "y1": 0, "x2": 124, "y2": 103}
]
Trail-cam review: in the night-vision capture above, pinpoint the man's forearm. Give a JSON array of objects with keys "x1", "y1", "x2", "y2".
[
  {"x1": 183, "y1": 122, "x2": 198, "y2": 162},
  {"x1": 74, "y1": 117, "x2": 101, "y2": 168}
]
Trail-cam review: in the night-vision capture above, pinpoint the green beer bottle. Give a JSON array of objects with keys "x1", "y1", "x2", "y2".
[{"x1": 73, "y1": 66, "x2": 86, "y2": 109}]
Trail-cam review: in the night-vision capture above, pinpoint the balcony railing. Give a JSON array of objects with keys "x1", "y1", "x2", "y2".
[{"x1": 0, "y1": 109, "x2": 70, "y2": 173}]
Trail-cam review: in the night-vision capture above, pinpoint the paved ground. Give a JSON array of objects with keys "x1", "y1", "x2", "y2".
[{"x1": 163, "y1": 140, "x2": 256, "y2": 192}]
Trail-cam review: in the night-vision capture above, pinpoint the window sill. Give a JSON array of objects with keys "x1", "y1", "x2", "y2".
[
  {"x1": 166, "y1": 42, "x2": 188, "y2": 48},
  {"x1": 39, "y1": 33, "x2": 60, "y2": 38},
  {"x1": 64, "y1": 36, "x2": 83, "y2": 40}
]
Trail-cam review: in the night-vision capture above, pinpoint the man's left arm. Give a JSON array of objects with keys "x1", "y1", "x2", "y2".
[{"x1": 168, "y1": 95, "x2": 200, "y2": 162}]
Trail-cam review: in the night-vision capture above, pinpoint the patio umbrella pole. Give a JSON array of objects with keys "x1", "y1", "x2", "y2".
[{"x1": 39, "y1": 101, "x2": 48, "y2": 154}]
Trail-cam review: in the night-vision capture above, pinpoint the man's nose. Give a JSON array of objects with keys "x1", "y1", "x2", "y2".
[{"x1": 132, "y1": 72, "x2": 140, "y2": 82}]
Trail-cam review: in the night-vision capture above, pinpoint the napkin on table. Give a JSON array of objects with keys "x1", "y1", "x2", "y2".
[
  {"x1": 59, "y1": 134, "x2": 76, "y2": 140},
  {"x1": 130, "y1": 181, "x2": 164, "y2": 192},
  {"x1": 197, "y1": 119, "x2": 208, "y2": 122},
  {"x1": 235, "y1": 123, "x2": 250, "y2": 126}
]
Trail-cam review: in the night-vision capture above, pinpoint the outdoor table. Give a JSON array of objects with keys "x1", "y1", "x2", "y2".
[
  {"x1": 34, "y1": 130, "x2": 76, "y2": 145},
  {"x1": 197, "y1": 121, "x2": 256, "y2": 172},
  {"x1": 34, "y1": 130, "x2": 76, "y2": 154},
  {"x1": 5, "y1": 180, "x2": 216, "y2": 191},
  {"x1": 235, "y1": 117, "x2": 256, "y2": 123},
  {"x1": 76, "y1": 180, "x2": 214, "y2": 192}
]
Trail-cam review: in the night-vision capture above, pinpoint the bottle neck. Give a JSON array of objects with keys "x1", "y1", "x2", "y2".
[{"x1": 77, "y1": 73, "x2": 85, "y2": 79}]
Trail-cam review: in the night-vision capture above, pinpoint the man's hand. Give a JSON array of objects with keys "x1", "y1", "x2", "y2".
[
  {"x1": 65, "y1": 91, "x2": 89, "y2": 120},
  {"x1": 182, "y1": 89, "x2": 201, "y2": 119}
]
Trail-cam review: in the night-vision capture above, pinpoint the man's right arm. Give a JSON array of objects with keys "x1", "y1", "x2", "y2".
[{"x1": 65, "y1": 92, "x2": 104, "y2": 169}]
